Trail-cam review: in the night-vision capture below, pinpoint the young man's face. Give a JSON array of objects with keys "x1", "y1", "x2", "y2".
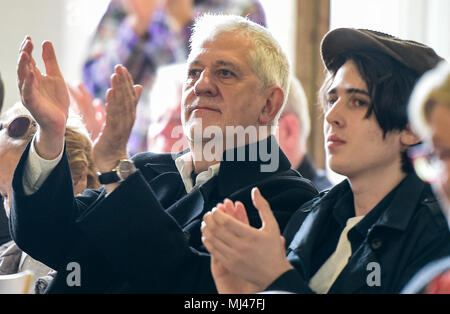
[
  {"x1": 428, "y1": 102, "x2": 450, "y2": 215},
  {"x1": 323, "y1": 60, "x2": 405, "y2": 179},
  {"x1": 181, "y1": 31, "x2": 268, "y2": 146}
]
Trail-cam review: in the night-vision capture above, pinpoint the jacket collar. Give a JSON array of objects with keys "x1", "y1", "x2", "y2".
[
  {"x1": 296, "y1": 154, "x2": 317, "y2": 183},
  {"x1": 309, "y1": 172, "x2": 428, "y2": 232},
  {"x1": 373, "y1": 172, "x2": 428, "y2": 231},
  {"x1": 143, "y1": 151, "x2": 184, "y2": 174},
  {"x1": 216, "y1": 135, "x2": 291, "y2": 197},
  {"x1": 144, "y1": 136, "x2": 291, "y2": 194}
]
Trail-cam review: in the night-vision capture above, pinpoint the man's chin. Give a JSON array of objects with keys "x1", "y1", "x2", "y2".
[{"x1": 184, "y1": 122, "x2": 223, "y2": 142}]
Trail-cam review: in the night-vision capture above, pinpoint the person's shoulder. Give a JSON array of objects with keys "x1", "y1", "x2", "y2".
[
  {"x1": 131, "y1": 151, "x2": 178, "y2": 168},
  {"x1": 312, "y1": 169, "x2": 334, "y2": 192},
  {"x1": 265, "y1": 168, "x2": 319, "y2": 195},
  {"x1": 413, "y1": 187, "x2": 449, "y2": 232}
]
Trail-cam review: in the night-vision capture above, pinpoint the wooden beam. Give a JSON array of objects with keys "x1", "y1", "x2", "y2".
[{"x1": 295, "y1": 0, "x2": 330, "y2": 169}]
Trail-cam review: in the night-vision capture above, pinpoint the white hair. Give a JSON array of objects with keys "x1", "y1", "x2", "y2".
[
  {"x1": 189, "y1": 14, "x2": 291, "y2": 126},
  {"x1": 408, "y1": 61, "x2": 450, "y2": 139},
  {"x1": 282, "y1": 76, "x2": 310, "y2": 146}
]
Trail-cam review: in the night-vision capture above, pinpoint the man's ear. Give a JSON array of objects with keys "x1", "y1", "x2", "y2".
[
  {"x1": 400, "y1": 125, "x2": 421, "y2": 147},
  {"x1": 258, "y1": 86, "x2": 284, "y2": 125},
  {"x1": 278, "y1": 113, "x2": 300, "y2": 144}
]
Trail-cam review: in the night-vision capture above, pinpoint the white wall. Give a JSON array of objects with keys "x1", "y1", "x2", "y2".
[
  {"x1": 0, "y1": 0, "x2": 65, "y2": 110},
  {"x1": 0, "y1": 0, "x2": 108, "y2": 112},
  {"x1": 260, "y1": 0, "x2": 297, "y2": 70},
  {"x1": 330, "y1": 0, "x2": 450, "y2": 60}
]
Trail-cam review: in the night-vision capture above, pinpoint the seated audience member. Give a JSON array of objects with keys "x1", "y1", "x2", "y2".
[
  {"x1": 402, "y1": 61, "x2": 450, "y2": 293},
  {"x1": 201, "y1": 28, "x2": 450, "y2": 294},
  {"x1": 68, "y1": 83, "x2": 105, "y2": 142},
  {"x1": 11, "y1": 15, "x2": 317, "y2": 293},
  {"x1": 146, "y1": 63, "x2": 188, "y2": 153},
  {"x1": 278, "y1": 76, "x2": 332, "y2": 191},
  {"x1": 83, "y1": 0, "x2": 267, "y2": 155},
  {"x1": 0, "y1": 103, "x2": 99, "y2": 293}
]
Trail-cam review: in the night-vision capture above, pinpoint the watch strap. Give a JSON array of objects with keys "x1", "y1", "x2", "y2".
[{"x1": 98, "y1": 170, "x2": 121, "y2": 185}]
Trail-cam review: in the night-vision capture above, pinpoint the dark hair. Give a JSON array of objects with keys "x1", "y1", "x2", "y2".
[
  {"x1": 319, "y1": 51, "x2": 420, "y2": 173},
  {"x1": 0, "y1": 73, "x2": 4, "y2": 112}
]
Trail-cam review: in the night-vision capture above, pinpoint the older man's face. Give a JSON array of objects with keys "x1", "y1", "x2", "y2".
[{"x1": 181, "y1": 31, "x2": 268, "y2": 146}]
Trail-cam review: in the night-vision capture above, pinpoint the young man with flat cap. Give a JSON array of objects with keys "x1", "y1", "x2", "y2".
[
  {"x1": 201, "y1": 28, "x2": 450, "y2": 294},
  {"x1": 10, "y1": 15, "x2": 317, "y2": 293}
]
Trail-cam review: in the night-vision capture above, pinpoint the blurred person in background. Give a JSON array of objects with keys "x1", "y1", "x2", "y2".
[
  {"x1": 278, "y1": 76, "x2": 332, "y2": 192},
  {"x1": 145, "y1": 63, "x2": 188, "y2": 153},
  {"x1": 0, "y1": 103, "x2": 99, "y2": 293},
  {"x1": 403, "y1": 61, "x2": 450, "y2": 293}
]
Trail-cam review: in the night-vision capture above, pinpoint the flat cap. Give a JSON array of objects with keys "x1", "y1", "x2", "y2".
[{"x1": 321, "y1": 28, "x2": 444, "y2": 75}]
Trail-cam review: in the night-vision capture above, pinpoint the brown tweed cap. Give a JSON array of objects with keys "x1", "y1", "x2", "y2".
[{"x1": 321, "y1": 28, "x2": 444, "y2": 75}]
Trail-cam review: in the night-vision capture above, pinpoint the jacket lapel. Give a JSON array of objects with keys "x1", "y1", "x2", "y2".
[
  {"x1": 329, "y1": 244, "x2": 381, "y2": 293},
  {"x1": 288, "y1": 198, "x2": 332, "y2": 280},
  {"x1": 165, "y1": 182, "x2": 210, "y2": 228},
  {"x1": 149, "y1": 172, "x2": 186, "y2": 209},
  {"x1": 217, "y1": 135, "x2": 292, "y2": 197},
  {"x1": 287, "y1": 180, "x2": 350, "y2": 281},
  {"x1": 143, "y1": 158, "x2": 187, "y2": 209}
]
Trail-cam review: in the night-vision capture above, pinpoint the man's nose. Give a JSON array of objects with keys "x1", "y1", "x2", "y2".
[
  {"x1": 194, "y1": 70, "x2": 218, "y2": 97},
  {"x1": 325, "y1": 98, "x2": 346, "y2": 128}
]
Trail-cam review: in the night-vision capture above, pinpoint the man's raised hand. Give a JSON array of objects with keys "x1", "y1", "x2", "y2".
[
  {"x1": 92, "y1": 65, "x2": 142, "y2": 174},
  {"x1": 17, "y1": 36, "x2": 69, "y2": 159}
]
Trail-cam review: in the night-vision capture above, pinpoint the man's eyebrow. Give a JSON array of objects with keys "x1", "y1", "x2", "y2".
[
  {"x1": 327, "y1": 87, "x2": 370, "y2": 97},
  {"x1": 214, "y1": 60, "x2": 241, "y2": 73},
  {"x1": 188, "y1": 60, "x2": 203, "y2": 67},
  {"x1": 346, "y1": 88, "x2": 370, "y2": 97},
  {"x1": 327, "y1": 88, "x2": 337, "y2": 96}
]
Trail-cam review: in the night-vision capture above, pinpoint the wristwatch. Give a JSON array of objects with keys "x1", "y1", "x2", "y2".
[{"x1": 98, "y1": 159, "x2": 137, "y2": 185}]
